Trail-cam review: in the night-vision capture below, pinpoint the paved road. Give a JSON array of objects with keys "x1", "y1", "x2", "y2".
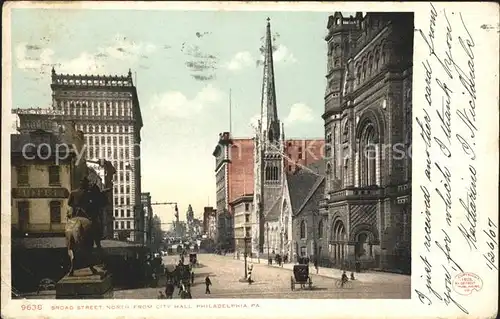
[
  {"x1": 154, "y1": 253, "x2": 410, "y2": 299},
  {"x1": 23, "y1": 253, "x2": 410, "y2": 299}
]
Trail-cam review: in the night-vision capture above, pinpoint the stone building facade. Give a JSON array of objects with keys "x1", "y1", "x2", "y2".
[
  {"x1": 50, "y1": 68, "x2": 143, "y2": 243},
  {"x1": 11, "y1": 130, "x2": 75, "y2": 237},
  {"x1": 229, "y1": 194, "x2": 253, "y2": 253},
  {"x1": 322, "y1": 12, "x2": 413, "y2": 273}
]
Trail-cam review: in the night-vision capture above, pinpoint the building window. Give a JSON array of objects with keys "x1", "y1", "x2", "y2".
[
  {"x1": 127, "y1": 209, "x2": 131, "y2": 217},
  {"x1": 244, "y1": 203, "x2": 250, "y2": 211},
  {"x1": 48, "y1": 166, "x2": 60, "y2": 185},
  {"x1": 50, "y1": 201, "x2": 61, "y2": 223},
  {"x1": 126, "y1": 197, "x2": 130, "y2": 205},
  {"x1": 114, "y1": 210, "x2": 118, "y2": 217},
  {"x1": 300, "y1": 220, "x2": 306, "y2": 239},
  {"x1": 17, "y1": 201, "x2": 30, "y2": 230},
  {"x1": 120, "y1": 210, "x2": 124, "y2": 217},
  {"x1": 119, "y1": 136, "x2": 123, "y2": 144},
  {"x1": 17, "y1": 166, "x2": 29, "y2": 185},
  {"x1": 298, "y1": 153, "x2": 302, "y2": 160},
  {"x1": 126, "y1": 186, "x2": 130, "y2": 194},
  {"x1": 115, "y1": 221, "x2": 119, "y2": 229},
  {"x1": 127, "y1": 221, "x2": 131, "y2": 229},
  {"x1": 245, "y1": 214, "x2": 250, "y2": 223},
  {"x1": 121, "y1": 221, "x2": 125, "y2": 229},
  {"x1": 318, "y1": 219, "x2": 324, "y2": 238}
]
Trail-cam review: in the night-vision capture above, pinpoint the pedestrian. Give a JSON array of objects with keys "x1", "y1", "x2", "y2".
[
  {"x1": 314, "y1": 258, "x2": 319, "y2": 274},
  {"x1": 205, "y1": 275, "x2": 212, "y2": 294},
  {"x1": 247, "y1": 263, "x2": 254, "y2": 284},
  {"x1": 191, "y1": 271, "x2": 195, "y2": 285}
]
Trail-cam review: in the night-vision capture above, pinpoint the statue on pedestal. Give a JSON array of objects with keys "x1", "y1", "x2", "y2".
[{"x1": 66, "y1": 176, "x2": 110, "y2": 276}]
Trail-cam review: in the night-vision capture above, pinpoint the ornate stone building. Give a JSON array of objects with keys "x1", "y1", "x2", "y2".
[
  {"x1": 252, "y1": 18, "x2": 286, "y2": 256},
  {"x1": 322, "y1": 12, "x2": 413, "y2": 273},
  {"x1": 50, "y1": 68, "x2": 143, "y2": 243}
]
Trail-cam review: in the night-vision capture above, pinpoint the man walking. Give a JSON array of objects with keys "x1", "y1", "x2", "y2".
[{"x1": 205, "y1": 275, "x2": 212, "y2": 294}]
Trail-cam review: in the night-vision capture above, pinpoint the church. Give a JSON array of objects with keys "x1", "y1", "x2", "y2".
[
  {"x1": 251, "y1": 18, "x2": 286, "y2": 257},
  {"x1": 318, "y1": 12, "x2": 413, "y2": 273}
]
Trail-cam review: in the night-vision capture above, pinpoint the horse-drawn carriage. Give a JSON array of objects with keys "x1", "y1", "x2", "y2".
[{"x1": 290, "y1": 259, "x2": 313, "y2": 291}]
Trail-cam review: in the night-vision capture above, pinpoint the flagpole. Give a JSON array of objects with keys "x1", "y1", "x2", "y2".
[{"x1": 229, "y1": 89, "x2": 232, "y2": 134}]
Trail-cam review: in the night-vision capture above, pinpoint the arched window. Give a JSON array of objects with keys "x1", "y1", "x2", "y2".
[
  {"x1": 265, "y1": 166, "x2": 271, "y2": 180},
  {"x1": 300, "y1": 220, "x2": 306, "y2": 239},
  {"x1": 326, "y1": 163, "x2": 332, "y2": 191},
  {"x1": 343, "y1": 159, "x2": 349, "y2": 187},
  {"x1": 368, "y1": 55, "x2": 373, "y2": 75},
  {"x1": 360, "y1": 122, "x2": 378, "y2": 186},
  {"x1": 342, "y1": 120, "x2": 350, "y2": 143},
  {"x1": 362, "y1": 61, "x2": 367, "y2": 80},
  {"x1": 381, "y1": 44, "x2": 387, "y2": 65},
  {"x1": 356, "y1": 66, "x2": 361, "y2": 85},
  {"x1": 318, "y1": 220, "x2": 324, "y2": 238},
  {"x1": 374, "y1": 50, "x2": 380, "y2": 70}
]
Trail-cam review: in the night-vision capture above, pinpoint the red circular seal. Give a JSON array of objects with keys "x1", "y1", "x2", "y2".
[{"x1": 452, "y1": 272, "x2": 483, "y2": 296}]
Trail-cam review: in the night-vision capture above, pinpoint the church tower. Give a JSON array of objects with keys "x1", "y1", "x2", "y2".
[{"x1": 252, "y1": 18, "x2": 285, "y2": 255}]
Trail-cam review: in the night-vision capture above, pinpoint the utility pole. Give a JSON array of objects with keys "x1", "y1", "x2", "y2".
[
  {"x1": 244, "y1": 236, "x2": 249, "y2": 279},
  {"x1": 267, "y1": 221, "x2": 270, "y2": 262}
]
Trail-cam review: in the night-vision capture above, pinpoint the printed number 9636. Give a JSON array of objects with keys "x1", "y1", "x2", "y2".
[{"x1": 21, "y1": 304, "x2": 42, "y2": 311}]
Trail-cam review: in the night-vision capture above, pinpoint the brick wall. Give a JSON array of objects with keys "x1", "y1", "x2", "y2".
[{"x1": 228, "y1": 139, "x2": 254, "y2": 207}]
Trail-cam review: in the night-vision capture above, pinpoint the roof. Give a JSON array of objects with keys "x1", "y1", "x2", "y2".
[
  {"x1": 265, "y1": 195, "x2": 282, "y2": 221},
  {"x1": 229, "y1": 194, "x2": 254, "y2": 206},
  {"x1": 286, "y1": 159, "x2": 326, "y2": 216},
  {"x1": 305, "y1": 159, "x2": 327, "y2": 176},
  {"x1": 11, "y1": 131, "x2": 74, "y2": 159}
]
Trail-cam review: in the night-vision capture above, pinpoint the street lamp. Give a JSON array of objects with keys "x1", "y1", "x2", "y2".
[
  {"x1": 244, "y1": 236, "x2": 250, "y2": 279},
  {"x1": 266, "y1": 222, "x2": 270, "y2": 263}
]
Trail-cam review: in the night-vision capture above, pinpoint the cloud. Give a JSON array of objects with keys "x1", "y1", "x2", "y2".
[
  {"x1": 15, "y1": 35, "x2": 157, "y2": 76},
  {"x1": 273, "y1": 45, "x2": 297, "y2": 63},
  {"x1": 101, "y1": 34, "x2": 156, "y2": 61},
  {"x1": 249, "y1": 113, "x2": 260, "y2": 130},
  {"x1": 225, "y1": 51, "x2": 253, "y2": 71},
  {"x1": 149, "y1": 85, "x2": 224, "y2": 119},
  {"x1": 284, "y1": 103, "x2": 315, "y2": 124},
  {"x1": 15, "y1": 43, "x2": 55, "y2": 72}
]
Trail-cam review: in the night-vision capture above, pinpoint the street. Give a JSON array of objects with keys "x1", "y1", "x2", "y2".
[{"x1": 114, "y1": 253, "x2": 410, "y2": 299}]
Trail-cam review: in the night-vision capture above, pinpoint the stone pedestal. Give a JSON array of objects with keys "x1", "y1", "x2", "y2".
[{"x1": 56, "y1": 266, "x2": 113, "y2": 299}]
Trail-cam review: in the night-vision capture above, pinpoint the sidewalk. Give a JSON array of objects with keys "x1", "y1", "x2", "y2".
[{"x1": 225, "y1": 254, "x2": 410, "y2": 284}]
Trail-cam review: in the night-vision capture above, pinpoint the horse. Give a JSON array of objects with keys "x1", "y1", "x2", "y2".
[
  {"x1": 65, "y1": 215, "x2": 98, "y2": 276},
  {"x1": 65, "y1": 183, "x2": 109, "y2": 276}
]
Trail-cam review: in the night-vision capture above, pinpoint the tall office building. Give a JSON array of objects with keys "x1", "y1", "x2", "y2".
[{"x1": 50, "y1": 68, "x2": 143, "y2": 242}]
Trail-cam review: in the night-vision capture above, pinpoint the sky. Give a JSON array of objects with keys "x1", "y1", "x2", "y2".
[{"x1": 9, "y1": 8, "x2": 335, "y2": 226}]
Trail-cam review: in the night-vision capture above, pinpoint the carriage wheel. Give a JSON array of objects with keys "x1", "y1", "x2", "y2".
[{"x1": 290, "y1": 276, "x2": 295, "y2": 291}]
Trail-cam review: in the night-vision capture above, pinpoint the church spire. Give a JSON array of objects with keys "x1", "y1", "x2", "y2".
[{"x1": 260, "y1": 17, "x2": 280, "y2": 144}]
